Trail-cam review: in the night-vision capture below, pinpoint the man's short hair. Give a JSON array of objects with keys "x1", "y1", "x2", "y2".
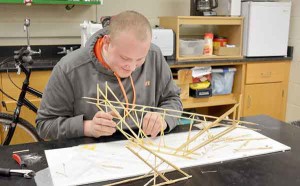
[{"x1": 108, "y1": 10, "x2": 152, "y2": 42}]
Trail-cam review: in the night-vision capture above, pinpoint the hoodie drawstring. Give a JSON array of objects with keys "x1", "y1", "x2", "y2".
[{"x1": 114, "y1": 72, "x2": 136, "y2": 114}]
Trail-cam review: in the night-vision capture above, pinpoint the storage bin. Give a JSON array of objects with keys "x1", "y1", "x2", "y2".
[
  {"x1": 179, "y1": 39, "x2": 205, "y2": 57},
  {"x1": 214, "y1": 46, "x2": 240, "y2": 56},
  {"x1": 211, "y1": 68, "x2": 236, "y2": 95}
]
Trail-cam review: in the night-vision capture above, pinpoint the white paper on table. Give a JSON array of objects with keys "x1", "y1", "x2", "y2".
[{"x1": 45, "y1": 127, "x2": 291, "y2": 186}]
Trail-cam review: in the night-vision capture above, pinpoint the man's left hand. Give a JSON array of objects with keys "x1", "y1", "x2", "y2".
[{"x1": 142, "y1": 112, "x2": 167, "y2": 138}]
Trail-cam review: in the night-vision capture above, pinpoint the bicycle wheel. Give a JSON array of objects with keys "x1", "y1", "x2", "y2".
[{"x1": 0, "y1": 113, "x2": 43, "y2": 145}]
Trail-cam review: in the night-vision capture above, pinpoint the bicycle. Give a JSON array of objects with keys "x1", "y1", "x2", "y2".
[{"x1": 0, "y1": 47, "x2": 44, "y2": 145}]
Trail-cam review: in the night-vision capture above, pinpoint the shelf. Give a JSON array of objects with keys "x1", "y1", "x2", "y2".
[
  {"x1": 159, "y1": 16, "x2": 244, "y2": 61},
  {"x1": 173, "y1": 63, "x2": 244, "y2": 110},
  {"x1": 182, "y1": 94, "x2": 237, "y2": 109},
  {"x1": 177, "y1": 16, "x2": 243, "y2": 26},
  {"x1": 178, "y1": 55, "x2": 243, "y2": 61},
  {"x1": 0, "y1": 0, "x2": 102, "y2": 5}
]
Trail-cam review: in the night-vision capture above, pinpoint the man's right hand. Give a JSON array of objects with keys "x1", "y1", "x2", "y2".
[{"x1": 83, "y1": 111, "x2": 117, "y2": 138}]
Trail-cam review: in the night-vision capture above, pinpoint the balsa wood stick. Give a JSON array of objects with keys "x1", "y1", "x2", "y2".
[
  {"x1": 236, "y1": 147, "x2": 273, "y2": 151},
  {"x1": 126, "y1": 145, "x2": 170, "y2": 182},
  {"x1": 126, "y1": 143, "x2": 192, "y2": 185},
  {"x1": 98, "y1": 85, "x2": 152, "y2": 140},
  {"x1": 88, "y1": 96, "x2": 258, "y2": 158},
  {"x1": 86, "y1": 84, "x2": 258, "y2": 185},
  {"x1": 185, "y1": 125, "x2": 238, "y2": 156},
  {"x1": 136, "y1": 142, "x2": 191, "y2": 178},
  {"x1": 89, "y1": 88, "x2": 255, "y2": 157},
  {"x1": 97, "y1": 87, "x2": 170, "y2": 150},
  {"x1": 95, "y1": 103, "x2": 134, "y2": 140},
  {"x1": 104, "y1": 172, "x2": 157, "y2": 186},
  {"x1": 214, "y1": 135, "x2": 266, "y2": 143},
  {"x1": 87, "y1": 100, "x2": 258, "y2": 133},
  {"x1": 95, "y1": 98, "x2": 146, "y2": 142},
  {"x1": 97, "y1": 87, "x2": 142, "y2": 141},
  {"x1": 138, "y1": 107, "x2": 146, "y2": 138},
  {"x1": 87, "y1": 101, "x2": 260, "y2": 137},
  {"x1": 185, "y1": 121, "x2": 241, "y2": 156},
  {"x1": 98, "y1": 90, "x2": 175, "y2": 158},
  {"x1": 235, "y1": 140, "x2": 250, "y2": 151},
  {"x1": 84, "y1": 96, "x2": 258, "y2": 126},
  {"x1": 175, "y1": 104, "x2": 239, "y2": 154}
]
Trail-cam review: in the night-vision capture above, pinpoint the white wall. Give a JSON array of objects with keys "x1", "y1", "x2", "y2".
[
  {"x1": 97, "y1": 0, "x2": 189, "y2": 27},
  {"x1": 0, "y1": 1, "x2": 298, "y2": 121},
  {"x1": 0, "y1": 0, "x2": 189, "y2": 46},
  {"x1": 0, "y1": 4, "x2": 97, "y2": 46},
  {"x1": 286, "y1": 0, "x2": 300, "y2": 122}
]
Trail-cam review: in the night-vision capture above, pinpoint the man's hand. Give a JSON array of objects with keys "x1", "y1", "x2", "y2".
[
  {"x1": 84, "y1": 111, "x2": 117, "y2": 138},
  {"x1": 142, "y1": 112, "x2": 167, "y2": 138}
]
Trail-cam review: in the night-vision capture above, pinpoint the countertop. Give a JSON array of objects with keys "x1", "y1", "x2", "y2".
[
  {"x1": 167, "y1": 56, "x2": 292, "y2": 67},
  {"x1": 0, "y1": 44, "x2": 293, "y2": 72},
  {"x1": 0, "y1": 56, "x2": 292, "y2": 72},
  {"x1": 0, "y1": 115, "x2": 300, "y2": 186}
]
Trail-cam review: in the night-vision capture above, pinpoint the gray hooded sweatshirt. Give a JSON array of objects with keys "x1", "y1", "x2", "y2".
[{"x1": 36, "y1": 28, "x2": 182, "y2": 140}]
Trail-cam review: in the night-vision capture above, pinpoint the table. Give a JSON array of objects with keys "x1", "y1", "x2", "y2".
[{"x1": 1, "y1": 115, "x2": 300, "y2": 186}]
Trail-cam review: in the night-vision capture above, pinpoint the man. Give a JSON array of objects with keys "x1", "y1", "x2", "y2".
[{"x1": 36, "y1": 10, "x2": 182, "y2": 140}]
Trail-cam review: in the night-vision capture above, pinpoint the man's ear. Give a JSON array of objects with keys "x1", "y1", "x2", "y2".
[{"x1": 102, "y1": 35, "x2": 111, "y2": 51}]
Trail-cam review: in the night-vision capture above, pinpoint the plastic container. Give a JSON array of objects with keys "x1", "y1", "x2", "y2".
[
  {"x1": 211, "y1": 67, "x2": 236, "y2": 95},
  {"x1": 213, "y1": 37, "x2": 228, "y2": 52},
  {"x1": 203, "y1": 33, "x2": 214, "y2": 56},
  {"x1": 179, "y1": 39, "x2": 205, "y2": 57}
]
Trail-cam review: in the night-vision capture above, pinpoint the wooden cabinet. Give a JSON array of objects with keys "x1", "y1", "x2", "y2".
[
  {"x1": 159, "y1": 16, "x2": 243, "y2": 61},
  {"x1": 243, "y1": 83, "x2": 283, "y2": 120},
  {"x1": 0, "y1": 71, "x2": 51, "y2": 144},
  {"x1": 245, "y1": 62, "x2": 286, "y2": 84},
  {"x1": 171, "y1": 60, "x2": 291, "y2": 120},
  {"x1": 171, "y1": 62, "x2": 245, "y2": 111},
  {"x1": 242, "y1": 61, "x2": 290, "y2": 121},
  {"x1": 0, "y1": 60, "x2": 291, "y2": 144}
]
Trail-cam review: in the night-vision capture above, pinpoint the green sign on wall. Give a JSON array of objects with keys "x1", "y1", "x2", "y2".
[{"x1": 0, "y1": 0, "x2": 102, "y2": 5}]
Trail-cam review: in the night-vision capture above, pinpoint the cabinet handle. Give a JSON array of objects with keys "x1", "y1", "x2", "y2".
[
  {"x1": 260, "y1": 72, "x2": 272, "y2": 77},
  {"x1": 247, "y1": 95, "x2": 252, "y2": 109}
]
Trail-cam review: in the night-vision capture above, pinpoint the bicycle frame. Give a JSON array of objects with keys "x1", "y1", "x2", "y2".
[{"x1": 3, "y1": 63, "x2": 43, "y2": 145}]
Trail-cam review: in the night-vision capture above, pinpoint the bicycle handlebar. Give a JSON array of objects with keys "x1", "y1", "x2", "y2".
[
  {"x1": 14, "y1": 48, "x2": 34, "y2": 65},
  {"x1": 0, "y1": 46, "x2": 42, "y2": 68}
]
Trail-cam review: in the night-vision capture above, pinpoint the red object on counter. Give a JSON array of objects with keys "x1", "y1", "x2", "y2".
[
  {"x1": 192, "y1": 74, "x2": 212, "y2": 83},
  {"x1": 12, "y1": 153, "x2": 26, "y2": 168}
]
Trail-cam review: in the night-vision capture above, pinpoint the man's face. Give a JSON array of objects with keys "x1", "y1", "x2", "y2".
[{"x1": 103, "y1": 31, "x2": 151, "y2": 78}]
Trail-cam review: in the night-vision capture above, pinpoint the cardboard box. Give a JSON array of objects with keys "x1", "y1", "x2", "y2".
[
  {"x1": 190, "y1": 86, "x2": 212, "y2": 98},
  {"x1": 214, "y1": 47, "x2": 240, "y2": 56},
  {"x1": 174, "y1": 80, "x2": 189, "y2": 100},
  {"x1": 177, "y1": 69, "x2": 193, "y2": 84}
]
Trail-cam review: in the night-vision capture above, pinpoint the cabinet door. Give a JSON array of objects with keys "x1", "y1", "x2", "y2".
[{"x1": 243, "y1": 83, "x2": 284, "y2": 120}]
